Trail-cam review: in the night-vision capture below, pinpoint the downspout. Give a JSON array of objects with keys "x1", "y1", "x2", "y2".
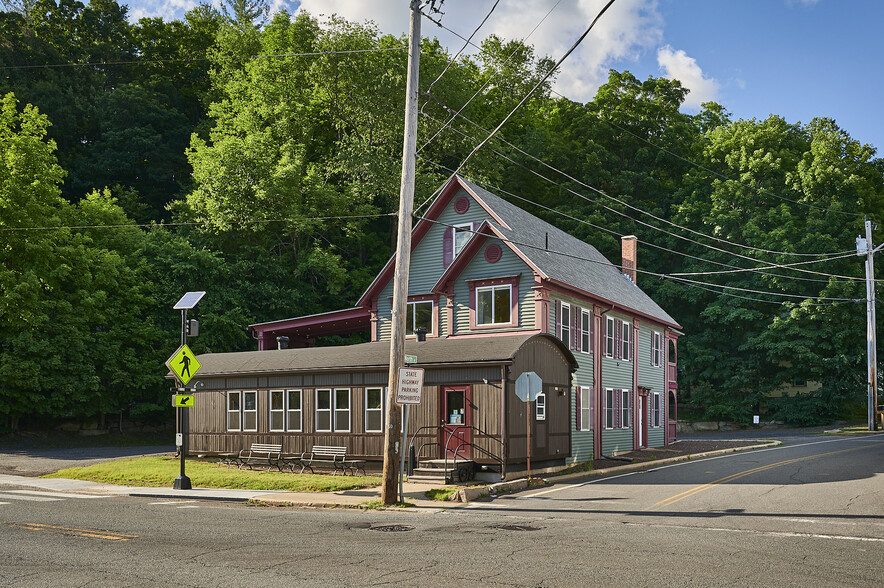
[{"x1": 500, "y1": 363, "x2": 507, "y2": 481}]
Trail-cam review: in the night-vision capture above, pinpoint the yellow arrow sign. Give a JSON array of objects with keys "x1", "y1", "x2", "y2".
[
  {"x1": 173, "y1": 394, "x2": 194, "y2": 408},
  {"x1": 166, "y1": 344, "x2": 201, "y2": 386}
]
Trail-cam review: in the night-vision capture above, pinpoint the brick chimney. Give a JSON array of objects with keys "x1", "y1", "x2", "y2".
[{"x1": 621, "y1": 235, "x2": 637, "y2": 284}]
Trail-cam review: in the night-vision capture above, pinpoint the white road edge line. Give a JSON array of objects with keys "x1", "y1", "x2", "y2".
[
  {"x1": 149, "y1": 500, "x2": 198, "y2": 505},
  {"x1": 522, "y1": 436, "x2": 879, "y2": 499},
  {"x1": 0, "y1": 493, "x2": 62, "y2": 502},
  {"x1": 624, "y1": 522, "x2": 884, "y2": 543},
  {"x1": 7, "y1": 490, "x2": 105, "y2": 499}
]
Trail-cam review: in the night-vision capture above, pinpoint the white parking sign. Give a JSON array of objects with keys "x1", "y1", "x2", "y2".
[{"x1": 396, "y1": 367, "x2": 424, "y2": 404}]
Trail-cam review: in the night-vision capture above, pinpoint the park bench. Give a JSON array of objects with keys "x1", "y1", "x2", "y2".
[
  {"x1": 237, "y1": 443, "x2": 283, "y2": 471},
  {"x1": 296, "y1": 445, "x2": 366, "y2": 476}
]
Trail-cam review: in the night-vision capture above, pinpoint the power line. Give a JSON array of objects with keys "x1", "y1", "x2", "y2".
[
  {"x1": 598, "y1": 116, "x2": 866, "y2": 219},
  {"x1": 417, "y1": 151, "x2": 874, "y2": 287},
  {"x1": 0, "y1": 213, "x2": 396, "y2": 232},
  {"x1": 444, "y1": 0, "x2": 618, "y2": 184},
  {"x1": 425, "y1": 95, "x2": 856, "y2": 260},
  {"x1": 0, "y1": 46, "x2": 407, "y2": 71},
  {"x1": 415, "y1": 214, "x2": 861, "y2": 304},
  {"x1": 424, "y1": 0, "x2": 500, "y2": 96},
  {"x1": 417, "y1": 111, "x2": 869, "y2": 284},
  {"x1": 418, "y1": 0, "x2": 564, "y2": 154}
]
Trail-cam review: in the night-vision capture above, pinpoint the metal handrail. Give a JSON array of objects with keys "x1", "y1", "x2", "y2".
[{"x1": 408, "y1": 423, "x2": 505, "y2": 481}]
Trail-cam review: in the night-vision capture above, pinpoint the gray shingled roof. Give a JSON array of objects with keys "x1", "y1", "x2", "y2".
[
  {"x1": 188, "y1": 333, "x2": 573, "y2": 377},
  {"x1": 460, "y1": 178, "x2": 679, "y2": 328}
]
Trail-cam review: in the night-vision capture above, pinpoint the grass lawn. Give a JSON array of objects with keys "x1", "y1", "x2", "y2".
[{"x1": 43, "y1": 456, "x2": 382, "y2": 492}]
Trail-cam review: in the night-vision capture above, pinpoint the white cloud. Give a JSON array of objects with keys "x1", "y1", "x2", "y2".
[
  {"x1": 296, "y1": 0, "x2": 665, "y2": 103},
  {"x1": 656, "y1": 44, "x2": 719, "y2": 109}
]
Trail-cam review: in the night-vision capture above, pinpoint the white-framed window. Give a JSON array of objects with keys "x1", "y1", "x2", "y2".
[
  {"x1": 365, "y1": 387, "x2": 384, "y2": 433},
  {"x1": 581, "y1": 310, "x2": 591, "y2": 353},
  {"x1": 560, "y1": 303, "x2": 571, "y2": 345},
  {"x1": 605, "y1": 317, "x2": 615, "y2": 357},
  {"x1": 535, "y1": 392, "x2": 546, "y2": 421},
  {"x1": 580, "y1": 386, "x2": 592, "y2": 431},
  {"x1": 287, "y1": 389, "x2": 302, "y2": 432},
  {"x1": 242, "y1": 391, "x2": 257, "y2": 431},
  {"x1": 454, "y1": 223, "x2": 473, "y2": 257},
  {"x1": 334, "y1": 388, "x2": 351, "y2": 432},
  {"x1": 621, "y1": 389, "x2": 631, "y2": 429},
  {"x1": 227, "y1": 391, "x2": 241, "y2": 431},
  {"x1": 269, "y1": 389, "x2": 285, "y2": 431},
  {"x1": 652, "y1": 392, "x2": 661, "y2": 427},
  {"x1": 476, "y1": 284, "x2": 511, "y2": 325},
  {"x1": 315, "y1": 389, "x2": 332, "y2": 432},
  {"x1": 621, "y1": 321, "x2": 631, "y2": 361},
  {"x1": 651, "y1": 331, "x2": 663, "y2": 367},
  {"x1": 605, "y1": 388, "x2": 615, "y2": 429},
  {"x1": 406, "y1": 300, "x2": 433, "y2": 336}
]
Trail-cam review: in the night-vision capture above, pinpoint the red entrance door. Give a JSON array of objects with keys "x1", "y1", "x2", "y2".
[{"x1": 442, "y1": 386, "x2": 471, "y2": 459}]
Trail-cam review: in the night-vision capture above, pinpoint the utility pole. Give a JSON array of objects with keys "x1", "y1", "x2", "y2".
[
  {"x1": 382, "y1": 0, "x2": 422, "y2": 504},
  {"x1": 858, "y1": 220, "x2": 879, "y2": 431}
]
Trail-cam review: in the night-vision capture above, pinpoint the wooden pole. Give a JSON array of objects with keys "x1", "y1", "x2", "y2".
[{"x1": 382, "y1": 0, "x2": 421, "y2": 504}]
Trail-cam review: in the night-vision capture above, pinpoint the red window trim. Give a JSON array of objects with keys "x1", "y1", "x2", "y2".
[
  {"x1": 468, "y1": 276, "x2": 520, "y2": 330},
  {"x1": 388, "y1": 293, "x2": 438, "y2": 339}
]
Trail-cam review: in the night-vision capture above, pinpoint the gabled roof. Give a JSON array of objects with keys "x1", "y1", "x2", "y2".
[
  {"x1": 357, "y1": 174, "x2": 678, "y2": 329},
  {"x1": 184, "y1": 333, "x2": 576, "y2": 377}
]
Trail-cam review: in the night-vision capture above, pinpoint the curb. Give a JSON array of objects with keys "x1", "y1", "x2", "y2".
[{"x1": 456, "y1": 440, "x2": 781, "y2": 503}]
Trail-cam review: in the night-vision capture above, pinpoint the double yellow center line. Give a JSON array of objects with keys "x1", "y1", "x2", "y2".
[
  {"x1": 9, "y1": 522, "x2": 138, "y2": 541},
  {"x1": 647, "y1": 444, "x2": 870, "y2": 511}
]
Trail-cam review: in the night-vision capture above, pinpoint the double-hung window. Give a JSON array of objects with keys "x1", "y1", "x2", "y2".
[
  {"x1": 365, "y1": 387, "x2": 384, "y2": 433},
  {"x1": 454, "y1": 224, "x2": 473, "y2": 257},
  {"x1": 652, "y1": 392, "x2": 661, "y2": 427},
  {"x1": 476, "y1": 284, "x2": 511, "y2": 325},
  {"x1": 581, "y1": 310, "x2": 591, "y2": 353},
  {"x1": 287, "y1": 390, "x2": 302, "y2": 431},
  {"x1": 621, "y1": 389, "x2": 631, "y2": 428},
  {"x1": 227, "y1": 391, "x2": 241, "y2": 431},
  {"x1": 580, "y1": 386, "x2": 592, "y2": 431},
  {"x1": 651, "y1": 331, "x2": 663, "y2": 367},
  {"x1": 560, "y1": 303, "x2": 571, "y2": 345},
  {"x1": 535, "y1": 392, "x2": 546, "y2": 421},
  {"x1": 270, "y1": 390, "x2": 303, "y2": 432},
  {"x1": 406, "y1": 300, "x2": 433, "y2": 336},
  {"x1": 270, "y1": 390, "x2": 285, "y2": 431},
  {"x1": 605, "y1": 317, "x2": 615, "y2": 357},
  {"x1": 605, "y1": 388, "x2": 615, "y2": 429},
  {"x1": 316, "y1": 388, "x2": 350, "y2": 432},
  {"x1": 621, "y1": 321, "x2": 631, "y2": 361}
]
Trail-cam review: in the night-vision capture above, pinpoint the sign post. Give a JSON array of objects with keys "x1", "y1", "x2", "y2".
[
  {"x1": 515, "y1": 371, "x2": 542, "y2": 480},
  {"x1": 169, "y1": 291, "x2": 205, "y2": 490},
  {"x1": 396, "y1": 365, "x2": 423, "y2": 502}
]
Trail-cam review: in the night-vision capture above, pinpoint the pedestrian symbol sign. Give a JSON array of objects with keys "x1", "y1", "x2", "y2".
[{"x1": 166, "y1": 344, "x2": 201, "y2": 385}]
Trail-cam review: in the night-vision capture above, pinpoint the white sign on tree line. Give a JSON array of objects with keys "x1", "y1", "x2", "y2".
[{"x1": 396, "y1": 367, "x2": 424, "y2": 404}]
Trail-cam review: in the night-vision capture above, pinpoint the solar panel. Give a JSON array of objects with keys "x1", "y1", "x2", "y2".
[{"x1": 173, "y1": 291, "x2": 206, "y2": 310}]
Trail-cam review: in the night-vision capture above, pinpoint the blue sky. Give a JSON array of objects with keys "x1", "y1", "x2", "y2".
[{"x1": 123, "y1": 0, "x2": 884, "y2": 151}]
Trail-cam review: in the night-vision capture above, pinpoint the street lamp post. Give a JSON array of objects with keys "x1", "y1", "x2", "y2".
[{"x1": 172, "y1": 291, "x2": 205, "y2": 489}]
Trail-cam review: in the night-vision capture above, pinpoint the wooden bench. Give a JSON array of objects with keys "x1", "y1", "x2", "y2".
[
  {"x1": 296, "y1": 445, "x2": 366, "y2": 476},
  {"x1": 238, "y1": 443, "x2": 283, "y2": 471}
]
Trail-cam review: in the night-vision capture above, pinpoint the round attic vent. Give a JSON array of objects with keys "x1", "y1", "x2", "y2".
[
  {"x1": 485, "y1": 243, "x2": 502, "y2": 263},
  {"x1": 454, "y1": 196, "x2": 470, "y2": 214}
]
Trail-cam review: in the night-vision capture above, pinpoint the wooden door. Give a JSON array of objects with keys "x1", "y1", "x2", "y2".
[{"x1": 441, "y1": 386, "x2": 471, "y2": 459}]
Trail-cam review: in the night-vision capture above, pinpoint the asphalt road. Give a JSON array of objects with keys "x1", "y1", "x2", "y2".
[{"x1": 0, "y1": 433, "x2": 881, "y2": 587}]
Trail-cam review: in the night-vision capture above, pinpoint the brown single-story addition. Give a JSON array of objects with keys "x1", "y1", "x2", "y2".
[{"x1": 180, "y1": 333, "x2": 577, "y2": 480}]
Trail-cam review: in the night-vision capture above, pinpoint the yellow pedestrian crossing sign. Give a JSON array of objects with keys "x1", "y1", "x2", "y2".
[
  {"x1": 173, "y1": 394, "x2": 194, "y2": 408},
  {"x1": 166, "y1": 344, "x2": 201, "y2": 385}
]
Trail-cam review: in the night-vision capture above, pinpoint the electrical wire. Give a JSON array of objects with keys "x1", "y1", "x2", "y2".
[
  {"x1": 414, "y1": 214, "x2": 862, "y2": 304},
  {"x1": 444, "y1": 0, "x2": 618, "y2": 184},
  {"x1": 418, "y1": 0, "x2": 564, "y2": 154},
  {"x1": 0, "y1": 47, "x2": 407, "y2": 71},
  {"x1": 417, "y1": 151, "x2": 873, "y2": 286},
  {"x1": 0, "y1": 213, "x2": 396, "y2": 232},
  {"x1": 425, "y1": 95, "x2": 856, "y2": 259},
  {"x1": 424, "y1": 0, "x2": 500, "y2": 96}
]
